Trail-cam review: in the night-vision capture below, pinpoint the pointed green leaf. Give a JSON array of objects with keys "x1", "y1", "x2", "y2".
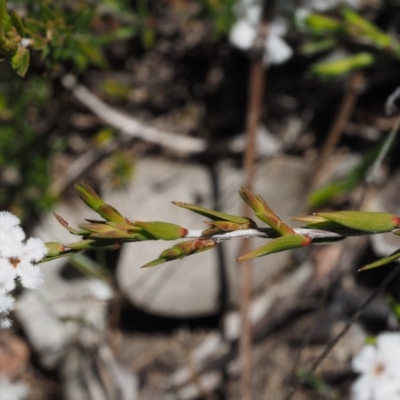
[
  {"x1": 141, "y1": 239, "x2": 217, "y2": 268},
  {"x1": 11, "y1": 46, "x2": 30, "y2": 77},
  {"x1": 211, "y1": 220, "x2": 254, "y2": 231},
  {"x1": 237, "y1": 234, "x2": 312, "y2": 261},
  {"x1": 78, "y1": 222, "x2": 131, "y2": 239},
  {"x1": 317, "y1": 211, "x2": 400, "y2": 233},
  {"x1": 359, "y1": 248, "x2": 400, "y2": 271},
  {"x1": 54, "y1": 213, "x2": 88, "y2": 235},
  {"x1": 75, "y1": 183, "x2": 125, "y2": 223},
  {"x1": 66, "y1": 239, "x2": 122, "y2": 251},
  {"x1": 239, "y1": 187, "x2": 295, "y2": 235},
  {"x1": 134, "y1": 221, "x2": 188, "y2": 240},
  {"x1": 342, "y1": 8, "x2": 391, "y2": 48},
  {"x1": 97, "y1": 204, "x2": 125, "y2": 224},
  {"x1": 310, "y1": 52, "x2": 374, "y2": 77},
  {"x1": 291, "y1": 215, "x2": 328, "y2": 224},
  {"x1": 304, "y1": 14, "x2": 342, "y2": 33},
  {"x1": 10, "y1": 10, "x2": 25, "y2": 37},
  {"x1": 292, "y1": 215, "x2": 352, "y2": 231},
  {"x1": 75, "y1": 183, "x2": 106, "y2": 211},
  {"x1": 173, "y1": 202, "x2": 251, "y2": 225}
]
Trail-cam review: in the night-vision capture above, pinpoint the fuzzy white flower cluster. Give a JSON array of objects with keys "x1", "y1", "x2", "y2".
[
  {"x1": 352, "y1": 332, "x2": 400, "y2": 400},
  {"x1": 229, "y1": 0, "x2": 362, "y2": 65},
  {"x1": 229, "y1": 0, "x2": 292, "y2": 65},
  {"x1": 0, "y1": 211, "x2": 47, "y2": 328}
]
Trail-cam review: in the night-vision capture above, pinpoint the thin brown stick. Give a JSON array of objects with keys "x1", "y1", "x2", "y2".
[
  {"x1": 312, "y1": 72, "x2": 364, "y2": 187},
  {"x1": 239, "y1": 16, "x2": 269, "y2": 400},
  {"x1": 289, "y1": 71, "x2": 365, "y2": 382}
]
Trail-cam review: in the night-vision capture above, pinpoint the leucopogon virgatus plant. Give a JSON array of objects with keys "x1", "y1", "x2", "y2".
[{"x1": 3, "y1": 183, "x2": 400, "y2": 329}]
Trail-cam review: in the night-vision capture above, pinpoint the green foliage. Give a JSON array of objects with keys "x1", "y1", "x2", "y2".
[
  {"x1": 309, "y1": 145, "x2": 385, "y2": 207},
  {"x1": 316, "y1": 211, "x2": 400, "y2": 233},
  {"x1": 202, "y1": 0, "x2": 236, "y2": 36},
  {"x1": 310, "y1": 52, "x2": 374, "y2": 77},
  {"x1": 173, "y1": 201, "x2": 253, "y2": 225},
  {"x1": 303, "y1": 7, "x2": 400, "y2": 77},
  {"x1": 141, "y1": 239, "x2": 217, "y2": 268},
  {"x1": 239, "y1": 187, "x2": 295, "y2": 236},
  {"x1": 25, "y1": 0, "x2": 136, "y2": 71},
  {"x1": 360, "y1": 249, "x2": 400, "y2": 271},
  {"x1": 0, "y1": 72, "x2": 57, "y2": 217},
  {"x1": 0, "y1": 0, "x2": 30, "y2": 76},
  {"x1": 236, "y1": 234, "x2": 311, "y2": 261},
  {"x1": 5, "y1": 0, "x2": 137, "y2": 73}
]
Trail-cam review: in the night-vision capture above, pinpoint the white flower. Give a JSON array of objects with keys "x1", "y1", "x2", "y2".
[
  {"x1": 0, "y1": 377, "x2": 29, "y2": 400},
  {"x1": 0, "y1": 294, "x2": 15, "y2": 329},
  {"x1": 264, "y1": 18, "x2": 293, "y2": 65},
  {"x1": 0, "y1": 212, "x2": 25, "y2": 259},
  {"x1": 352, "y1": 332, "x2": 400, "y2": 400},
  {"x1": 229, "y1": 1, "x2": 292, "y2": 65},
  {"x1": 230, "y1": 19, "x2": 257, "y2": 51},
  {"x1": 1, "y1": 238, "x2": 46, "y2": 289},
  {"x1": 0, "y1": 211, "x2": 47, "y2": 329}
]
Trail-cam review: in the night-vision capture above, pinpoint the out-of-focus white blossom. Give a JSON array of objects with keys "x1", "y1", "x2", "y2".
[
  {"x1": 230, "y1": 19, "x2": 257, "y2": 51},
  {"x1": 0, "y1": 377, "x2": 29, "y2": 400},
  {"x1": 0, "y1": 211, "x2": 47, "y2": 328},
  {"x1": 264, "y1": 18, "x2": 293, "y2": 65},
  {"x1": 229, "y1": 1, "x2": 293, "y2": 65},
  {"x1": 230, "y1": 0, "x2": 362, "y2": 65},
  {"x1": 352, "y1": 332, "x2": 400, "y2": 400}
]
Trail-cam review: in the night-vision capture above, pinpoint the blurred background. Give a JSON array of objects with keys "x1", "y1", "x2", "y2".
[{"x1": 2, "y1": 0, "x2": 400, "y2": 399}]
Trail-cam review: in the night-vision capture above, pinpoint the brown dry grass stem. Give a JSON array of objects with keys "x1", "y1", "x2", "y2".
[
  {"x1": 312, "y1": 72, "x2": 364, "y2": 188},
  {"x1": 240, "y1": 35, "x2": 268, "y2": 400}
]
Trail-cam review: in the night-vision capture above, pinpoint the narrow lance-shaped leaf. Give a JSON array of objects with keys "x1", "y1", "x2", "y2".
[
  {"x1": 134, "y1": 221, "x2": 188, "y2": 240},
  {"x1": 141, "y1": 239, "x2": 217, "y2": 268},
  {"x1": 317, "y1": 211, "x2": 400, "y2": 233},
  {"x1": 291, "y1": 215, "x2": 328, "y2": 224},
  {"x1": 54, "y1": 213, "x2": 88, "y2": 235},
  {"x1": 9, "y1": 10, "x2": 25, "y2": 37},
  {"x1": 305, "y1": 14, "x2": 342, "y2": 33},
  {"x1": 74, "y1": 183, "x2": 125, "y2": 224},
  {"x1": 239, "y1": 187, "x2": 295, "y2": 235},
  {"x1": 237, "y1": 234, "x2": 312, "y2": 261},
  {"x1": 11, "y1": 46, "x2": 30, "y2": 77},
  {"x1": 66, "y1": 239, "x2": 123, "y2": 251},
  {"x1": 291, "y1": 214, "x2": 353, "y2": 231},
  {"x1": 173, "y1": 202, "x2": 253, "y2": 225},
  {"x1": 359, "y1": 248, "x2": 400, "y2": 271},
  {"x1": 310, "y1": 52, "x2": 375, "y2": 77},
  {"x1": 209, "y1": 220, "x2": 254, "y2": 231},
  {"x1": 78, "y1": 222, "x2": 139, "y2": 239},
  {"x1": 342, "y1": 8, "x2": 391, "y2": 48}
]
